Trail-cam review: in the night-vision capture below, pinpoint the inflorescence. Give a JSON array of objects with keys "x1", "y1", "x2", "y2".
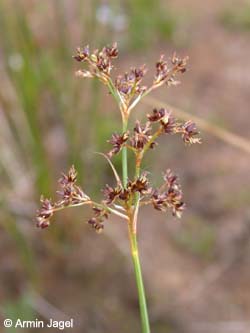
[{"x1": 36, "y1": 43, "x2": 201, "y2": 232}]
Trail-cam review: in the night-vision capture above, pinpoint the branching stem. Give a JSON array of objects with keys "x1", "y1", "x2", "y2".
[{"x1": 108, "y1": 73, "x2": 151, "y2": 333}]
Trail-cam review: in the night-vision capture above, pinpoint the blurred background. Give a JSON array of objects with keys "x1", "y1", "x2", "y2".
[{"x1": 0, "y1": 0, "x2": 250, "y2": 332}]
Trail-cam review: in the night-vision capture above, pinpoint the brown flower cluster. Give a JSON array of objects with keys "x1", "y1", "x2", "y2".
[
  {"x1": 148, "y1": 108, "x2": 201, "y2": 144},
  {"x1": 130, "y1": 121, "x2": 154, "y2": 150},
  {"x1": 154, "y1": 54, "x2": 188, "y2": 87},
  {"x1": 178, "y1": 120, "x2": 201, "y2": 144},
  {"x1": 107, "y1": 108, "x2": 201, "y2": 158},
  {"x1": 74, "y1": 43, "x2": 118, "y2": 83},
  {"x1": 36, "y1": 43, "x2": 201, "y2": 234},
  {"x1": 74, "y1": 43, "x2": 189, "y2": 117},
  {"x1": 107, "y1": 132, "x2": 129, "y2": 158},
  {"x1": 147, "y1": 108, "x2": 176, "y2": 133},
  {"x1": 102, "y1": 172, "x2": 151, "y2": 205},
  {"x1": 150, "y1": 170, "x2": 185, "y2": 218},
  {"x1": 100, "y1": 169, "x2": 184, "y2": 219},
  {"x1": 36, "y1": 198, "x2": 55, "y2": 229},
  {"x1": 36, "y1": 166, "x2": 90, "y2": 229},
  {"x1": 115, "y1": 65, "x2": 147, "y2": 97},
  {"x1": 88, "y1": 207, "x2": 110, "y2": 233}
]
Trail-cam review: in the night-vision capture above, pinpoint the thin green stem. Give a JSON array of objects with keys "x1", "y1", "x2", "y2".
[
  {"x1": 128, "y1": 223, "x2": 150, "y2": 333},
  {"x1": 122, "y1": 118, "x2": 128, "y2": 187},
  {"x1": 129, "y1": 152, "x2": 150, "y2": 333}
]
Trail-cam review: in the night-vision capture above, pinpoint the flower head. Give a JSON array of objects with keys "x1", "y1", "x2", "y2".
[
  {"x1": 36, "y1": 166, "x2": 91, "y2": 229},
  {"x1": 73, "y1": 46, "x2": 90, "y2": 62},
  {"x1": 130, "y1": 121, "x2": 153, "y2": 150},
  {"x1": 115, "y1": 65, "x2": 147, "y2": 98},
  {"x1": 36, "y1": 197, "x2": 54, "y2": 229},
  {"x1": 57, "y1": 166, "x2": 90, "y2": 205},
  {"x1": 154, "y1": 54, "x2": 188, "y2": 87},
  {"x1": 130, "y1": 172, "x2": 151, "y2": 195},
  {"x1": 177, "y1": 120, "x2": 201, "y2": 144},
  {"x1": 88, "y1": 206, "x2": 110, "y2": 233},
  {"x1": 150, "y1": 169, "x2": 185, "y2": 218},
  {"x1": 102, "y1": 184, "x2": 122, "y2": 204},
  {"x1": 147, "y1": 108, "x2": 167, "y2": 122},
  {"x1": 107, "y1": 132, "x2": 129, "y2": 158},
  {"x1": 74, "y1": 43, "x2": 118, "y2": 83}
]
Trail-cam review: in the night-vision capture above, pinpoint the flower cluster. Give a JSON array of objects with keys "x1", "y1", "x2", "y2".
[
  {"x1": 102, "y1": 172, "x2": 151, "y2": 205},
  {"x1": 150, "y1": 170, "x2": 185, "y2": 218},
  {"x1": 106, "y1": 108, "x2": 201, "y2": 159},
  {"x1": 74, "y1": 43, "x2": 118, "y2": 83},
  {"x1": 178, "y1": 120, "x2": 201, "y2": 144},
  {"x1": 88, "y1": 207, "x2": 110, "y2": 233},
  {"x1": 154, "y1": 54, "x2": 188, "y2": 87},
  {"x1": 36, "y1": 166, "x2": 90, "y2": 229},
  {"x1": 130, "y1": 121, "x2": 154, "y2": 150},
  {"x1": 57, "y1": 166, "x2": 90, "y2": 205},
  {"x1": 99, "y1": 169, "x2": 184, "y2": 219},
  {"x1": 115, "y1": 65, "x2": 147, "y2": 98},
  {"x1": 147, "y1": 108, "x2": 176, "y2": 133},
  {"x1": 36, "y1": 43, "x2": 201, "y2": 235},
  {"x1": 74, "y1": 43, "x2": 189, "y2": 119},
  {"x1": 147, "y1": 108, "x2": 201, "y2": 144},
  {"x1": 36, "y1": 198, "x2": 55, "y2": 229},
  {"x1": 129, "y1": 172, "x2": 151, "y2": 194},
  {"x1": 107, "y1": 132, "x2": 129, "y2": 158}
]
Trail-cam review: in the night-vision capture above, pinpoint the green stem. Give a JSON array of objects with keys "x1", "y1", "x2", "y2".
[
  {"x1": 128, "y1": 223, "x2": 151, "y2": 333},
  {"x1": 128, "y1": 151, "x2": 150, "y2": 333},
  {"x1": 122, "y1": 118, "x2": 128, "y2": 187},
  {"x1": 107, "y1": 77, "x2": 150, "y2": 331}
]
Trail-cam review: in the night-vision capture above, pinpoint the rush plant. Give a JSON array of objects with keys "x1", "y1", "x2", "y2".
[{"x1": 36, "y1": 43, "x2": 201, "y2": 333}]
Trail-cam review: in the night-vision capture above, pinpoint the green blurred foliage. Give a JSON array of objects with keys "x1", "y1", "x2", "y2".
[
  {"x1": 127, "y1": 0, "x2": 176, "y2": 49},
  {"x1": 2, "y1": 294, "x2": 35, "y2": 333},
  {"x1": 220, "y1": 2, "x2": 250, "y2": 31}
]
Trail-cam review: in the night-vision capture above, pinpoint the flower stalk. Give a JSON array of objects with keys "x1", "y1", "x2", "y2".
[
  {"x1": 122, "y1": 117, "x2": 128, "y2": 188},
  {"x1": 128, "y1": 219, "x2": 150, "y2": 333}
]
